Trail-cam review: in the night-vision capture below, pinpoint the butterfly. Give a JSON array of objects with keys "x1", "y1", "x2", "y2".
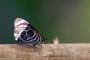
[{"x1": 14, "y1": 18, "x2": 46, "y2": 47}]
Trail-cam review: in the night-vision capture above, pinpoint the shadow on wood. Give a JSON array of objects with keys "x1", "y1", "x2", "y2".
[{"x1": 0, "y1": 44, "x2": 90, "y2": 60}]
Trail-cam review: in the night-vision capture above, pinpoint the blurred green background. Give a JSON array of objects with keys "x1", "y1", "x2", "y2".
[{"x1": 0, "y1": 0, "x2": 89, "y2": 43}]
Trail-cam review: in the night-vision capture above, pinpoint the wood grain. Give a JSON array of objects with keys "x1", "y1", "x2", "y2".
[{"x1": 0, "y1": 44, "x2": 89, "y2": 60}]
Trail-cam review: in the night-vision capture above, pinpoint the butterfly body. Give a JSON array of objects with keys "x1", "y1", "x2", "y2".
[{"x1": 14, "y1": 18, "x2": 45, "y2": 46}]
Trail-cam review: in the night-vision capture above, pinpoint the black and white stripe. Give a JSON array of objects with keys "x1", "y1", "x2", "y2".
[{"x1": 14, "y1": 18, "x2": 45, "y2": 46}]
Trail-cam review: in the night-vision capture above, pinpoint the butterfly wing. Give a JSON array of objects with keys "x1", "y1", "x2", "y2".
[
  {"x1": 24, "y1": 24, "x2": 44, "y2": 45},
  {"x1": 14, "y1": 18, "x2": 46, "y2": 46}
]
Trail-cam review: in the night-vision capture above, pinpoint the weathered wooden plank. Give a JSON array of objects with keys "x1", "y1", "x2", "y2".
[{"x1": 0, "y1": 44, "x2": 89, "y2": 60}]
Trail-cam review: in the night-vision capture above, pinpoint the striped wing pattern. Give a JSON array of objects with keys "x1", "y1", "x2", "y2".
[
  {"x1": 14, "y1": 18, "x2": 45, "y2": 46},
  {"x1": 18, "y1": 24, "x2": 43, "y2": 45}
]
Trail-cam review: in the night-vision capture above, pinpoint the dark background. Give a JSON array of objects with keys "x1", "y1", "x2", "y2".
[{"x1": 0, "y1": 0, "x2": 89, "y2": 43}]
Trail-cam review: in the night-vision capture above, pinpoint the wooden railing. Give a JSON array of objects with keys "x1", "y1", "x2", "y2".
[{"x1": 0, "y1": 44, "x2": 90, "y2": 60}]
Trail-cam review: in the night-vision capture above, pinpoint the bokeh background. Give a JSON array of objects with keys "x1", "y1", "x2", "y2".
[{"x1": 0, "y1": 0, "x2": 89, "y2": 43}]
